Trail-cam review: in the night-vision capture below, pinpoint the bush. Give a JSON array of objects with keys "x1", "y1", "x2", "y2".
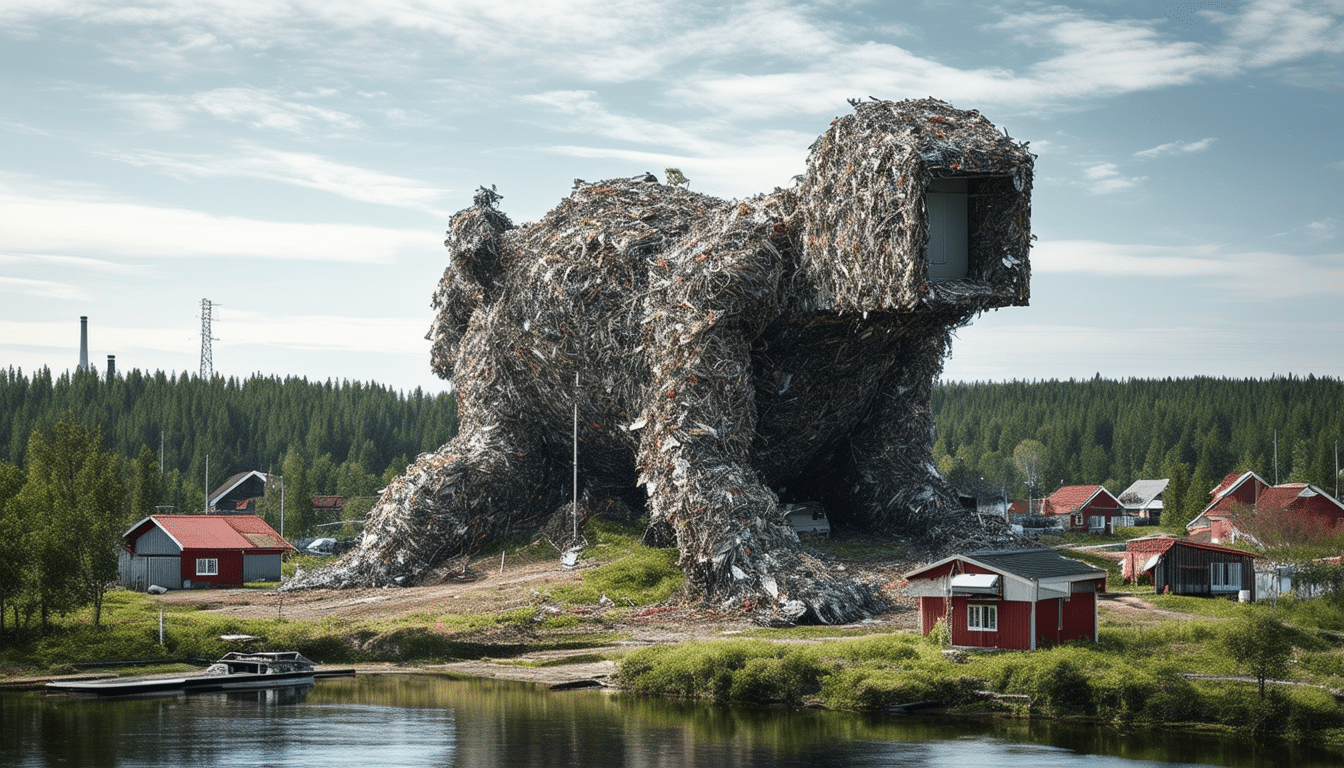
[{"x1": 618, "y1": 640, "x2": 826, "y2": 705}]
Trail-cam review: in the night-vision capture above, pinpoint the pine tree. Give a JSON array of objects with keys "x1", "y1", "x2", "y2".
[
  {"x1": 0, "y1": 462, "x2": 29, "y2": 632},
  {"x1": 129, "y1": 444, "x2": 162, "y2": 518},
  {"x1": 15, "y1": 416, "x2": 127, "y2": 627}
]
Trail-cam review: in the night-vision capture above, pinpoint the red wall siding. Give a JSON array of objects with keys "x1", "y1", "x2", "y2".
[
  {"x1": 179, "y1": 549, "x2": 244, "y2": 586},
  {"x1": 949, "y1": 596, "x2": 1032, "y2": 650},
  {"x1": 1302, "y1": 496, "x2": 1344, "y2": 529},
  {"x1": 919, "y1": 596, "x2": 947, "y2": 636},
  {"x1": 1063, "y1": 591, "x2": 1096, "y2": 642}
]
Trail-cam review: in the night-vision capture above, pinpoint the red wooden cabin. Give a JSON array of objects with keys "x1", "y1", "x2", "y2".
[
  {"x1": 904, "y1": 548, "x2": 1106, "y2": 651},
  {"x1": 119, "y1": 514, "x2": 294, "y2": 590}
]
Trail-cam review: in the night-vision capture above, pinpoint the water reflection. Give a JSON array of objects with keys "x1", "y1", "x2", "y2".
[{"x1": 3, "y1": 675, "x2": 1338, "y2": 768}]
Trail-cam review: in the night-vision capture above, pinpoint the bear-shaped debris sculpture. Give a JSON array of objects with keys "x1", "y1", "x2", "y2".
[{"x1": 290, "y1": 98, "x2": 1033, "y2": 624}]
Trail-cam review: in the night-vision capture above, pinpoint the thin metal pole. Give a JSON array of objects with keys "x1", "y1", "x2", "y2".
[{"x1": 572, "y1": 372, "x2": 579, "y2": 544}]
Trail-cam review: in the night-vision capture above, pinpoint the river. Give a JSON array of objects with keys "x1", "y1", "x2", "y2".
[{"x1": 3, "y1": 675, "x2": 1338, "y2": 767}]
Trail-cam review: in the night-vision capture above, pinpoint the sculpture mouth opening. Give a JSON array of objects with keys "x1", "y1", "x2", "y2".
[{"x1": 925, "y1": 174, "x2": 1019, "y2": 284}]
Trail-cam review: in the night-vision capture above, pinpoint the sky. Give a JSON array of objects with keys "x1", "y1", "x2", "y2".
[{"x1": 1, "y1": 0, "x2": 1342, "y2": 394}]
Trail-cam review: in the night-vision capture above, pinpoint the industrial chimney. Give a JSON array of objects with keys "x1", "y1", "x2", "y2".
[
  {"x1": 106, "y1": 355, "x2": 116, "y2": 379},
  {"x1": 79, "y1": 316, "x2": 89, "y2": 372}
]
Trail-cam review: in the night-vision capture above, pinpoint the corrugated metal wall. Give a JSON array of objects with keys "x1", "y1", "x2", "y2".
[
  {"x1": 133, "y1": 525, "x2": 179, "y2": 555},
  {"x1": 1155, "y1": 545, "x2": 1256, "y2": 600},
  {"x1": 243, "y1": 553, "x2": 282, "y2": 583},
  {"x1": 118, "y1": 550, "x2": 182, "y2": 590}
]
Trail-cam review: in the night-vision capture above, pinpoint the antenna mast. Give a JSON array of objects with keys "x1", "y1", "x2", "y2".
[{"x1": 199, "y1": 298, "x2": 218, "y2": 379}]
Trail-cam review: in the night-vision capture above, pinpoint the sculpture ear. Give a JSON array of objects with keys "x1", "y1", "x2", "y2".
[{"x1": 445, "y1": 192, "x2": 514, "y2": 302}]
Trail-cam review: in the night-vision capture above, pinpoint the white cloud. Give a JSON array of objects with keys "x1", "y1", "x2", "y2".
[
  {"x1": 0, "y1": 189, "x2": 432, "y2": 263},
  {"x1": 0, "y1": 251, "x2": 153, "y2": 275},
  {"x1": 1034, "y1": 239, "x2": 1344, "y2": 297},
  {"x1": 214, "y1": 310, "x2": 429, "y2": 354},
  {"x1": 1225, "y1": 0, "x2": 1344, "y2": 67},
  {"x1": 4, "y1": 1, "x2": 1341, "y2": 120},
  {"x1": 106, "y1": 146, "x2": 451, "y2": 214},
  {"x1": 106, "y1": 87, "x2": 361, "y2": 134},
  {"x1": 1081, "y1": 163, "x2": 1143, "y2": 194},
  {"x1": 1306, "y1": 218, "x2": 1338, "y2": 241},
  {"x1": 1134, "y1": 137, "x2": 1216, "y2": 158},
  {"x1": 0, "y1": 276, "x2": 88, "y2": 302}
]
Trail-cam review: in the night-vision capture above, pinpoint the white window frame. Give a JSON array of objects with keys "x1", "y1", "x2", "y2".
[
  {"x1": 967, "y1": 604, "x2": 998, "y2": 632},
  {"x1": 196, "y1": 558, "x2": 219, "y2": 576},
  {"x1": 1210, "y1": 562, "x2": 1241, "y2": 592}
]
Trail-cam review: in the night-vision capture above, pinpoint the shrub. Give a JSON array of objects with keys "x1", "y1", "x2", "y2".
[{"x1": 617, "y1": 640, "x2": 825, "y2": 705}]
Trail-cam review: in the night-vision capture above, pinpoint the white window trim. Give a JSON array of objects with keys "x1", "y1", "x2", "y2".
[
  {"x1": 967, "y1": 604, "x2": 998, "y2": 632},
  {"x1": 1210, "y1": 562, "x2": 1241, "y2": 592},
  {"x1": 196, "y1": 558, "x2": 219, "y2": 576}
]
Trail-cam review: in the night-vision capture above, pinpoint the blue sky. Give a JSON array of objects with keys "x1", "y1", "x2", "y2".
[{"x1": 2, "y1": 0, "x2": 1341, "y2": 393}]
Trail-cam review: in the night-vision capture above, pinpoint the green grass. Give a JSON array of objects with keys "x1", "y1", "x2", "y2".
[
  {"x1": 615, "y1": 610, "x2": 1344, "y2": 744},
  {"x1": 0, "y1": 588, "x2": 620, "y2": 672}
]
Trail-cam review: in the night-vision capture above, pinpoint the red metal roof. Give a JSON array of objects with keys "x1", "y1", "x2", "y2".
[
  {"x1": 129, "y1": 514, "x2": 293, "y2": 552},
  {"x1": 1125, "y1": 535, "x2": 1258, "y2": 559},
  {"x1": 1209, "y1": 472, "x2": 1243, "y2": 499},
  {"x1": 1043, "y1": 485, "x2": 1115, "y2": 516}
]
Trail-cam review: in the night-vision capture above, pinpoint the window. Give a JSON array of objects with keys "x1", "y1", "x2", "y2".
[
  {"x1": 1210, "y1": 562, "x2": 1241, "y2": 592},
  {"x1": 967, "y1": 604, "x2": 998, "y2": 631},
  {"x1": 196, "y1": 558, "x2": 219, "y2": 576}
]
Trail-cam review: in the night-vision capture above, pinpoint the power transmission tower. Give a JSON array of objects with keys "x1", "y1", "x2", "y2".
[{"x1": 199, "y1": 298, "x2": 218, "y2": 379}]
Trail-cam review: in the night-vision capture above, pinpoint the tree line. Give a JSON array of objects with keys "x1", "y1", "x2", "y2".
[
  {"x1": 0, "y1": 366, "x2": 458, "y2": 516},
  {"x1": 931, "y1": 375, "x2": 1344, "y2": 530}
]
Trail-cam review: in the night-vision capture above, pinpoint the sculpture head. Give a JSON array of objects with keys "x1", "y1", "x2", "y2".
[{"x1": 790, "y1": 98, "x2": 1033, "y2": 317}]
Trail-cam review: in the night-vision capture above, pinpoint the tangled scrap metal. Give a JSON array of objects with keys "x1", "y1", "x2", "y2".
[{"x1": 288, "y1": 98, "x2": 1034, "y2": 624}]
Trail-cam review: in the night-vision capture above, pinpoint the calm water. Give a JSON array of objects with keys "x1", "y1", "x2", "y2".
[{"x1": 2, "y1": 675, "x2": 1338, "y2": 768}]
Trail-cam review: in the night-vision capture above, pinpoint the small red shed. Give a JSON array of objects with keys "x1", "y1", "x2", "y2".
[
  {"x1": 118, "y1": 514, "x2": 295, "y2": 591},
  {"x1": 904, "y1": 548, "x2": 1107, "y2": 650}
]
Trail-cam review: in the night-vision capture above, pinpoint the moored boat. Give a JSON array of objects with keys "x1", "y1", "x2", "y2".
[{"x1": 46, "y1": 651, "x2": 317, "y2": 697}]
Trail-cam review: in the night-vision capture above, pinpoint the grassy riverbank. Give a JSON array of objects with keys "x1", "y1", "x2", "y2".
[{"x1": 6, "y1": 526, "x2": 1344, "y2": 751}]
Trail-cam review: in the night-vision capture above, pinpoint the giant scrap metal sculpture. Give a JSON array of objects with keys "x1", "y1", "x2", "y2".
[{"x1": 290, "y1": 98, "x2": 1034, "y2": 623}]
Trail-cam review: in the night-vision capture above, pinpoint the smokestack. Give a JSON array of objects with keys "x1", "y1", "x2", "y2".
[
  {"x1": 79, "y1": 316, "x2": 89, "y2": 372},
  {"x1": 106, "y1": 355, "x2": 116, "y2": 379}
]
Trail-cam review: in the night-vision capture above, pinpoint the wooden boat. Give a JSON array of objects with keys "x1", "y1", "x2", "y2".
[{"x1": 46, "y1": 651, "x2": 317, "y2": 697}]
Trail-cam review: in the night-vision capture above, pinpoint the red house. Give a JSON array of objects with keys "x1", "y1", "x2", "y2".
[
  {"x1": 904, "y1": 548, "x2": 1107, "y2": 650},
  {"x1": 118, "y1": 514, "x2": 295, "y2": 591},
  {"x1": 1043, "y1": 485, "x2": 1124, "y2": 534},
  {"x1": 1187, "y1": 478, "x2": 1344, "y2": 547}
]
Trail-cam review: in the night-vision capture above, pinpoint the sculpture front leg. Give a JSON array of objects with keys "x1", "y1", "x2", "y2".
[{"x1": 286, "y1": 421, "x2": 559, "y2": 589}]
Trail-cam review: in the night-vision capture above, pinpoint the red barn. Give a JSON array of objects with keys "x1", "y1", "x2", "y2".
[
  {"x1": 904, "y1": 548, "x2": 1107, "y2": 650},
  {"x1": 1043, "y1": 485, "x2": 1124, "y2": 534},
  {"x1": 118, "y1": 514, "x2": 295, "y2": 590}
]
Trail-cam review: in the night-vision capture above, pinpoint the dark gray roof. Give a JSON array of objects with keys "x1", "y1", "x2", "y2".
[{"x1": 966, "y1": 548, "x2": 1105, "y2": 579}]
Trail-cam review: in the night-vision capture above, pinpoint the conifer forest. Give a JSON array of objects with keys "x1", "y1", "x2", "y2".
[{"x1": 1, "y1": 367, "x2": 1341, "y2": 537}]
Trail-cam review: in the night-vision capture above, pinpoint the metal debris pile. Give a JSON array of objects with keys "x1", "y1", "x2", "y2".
[{"x1": 288, "y1": 99, "x2": 1033, "y2": 625}]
